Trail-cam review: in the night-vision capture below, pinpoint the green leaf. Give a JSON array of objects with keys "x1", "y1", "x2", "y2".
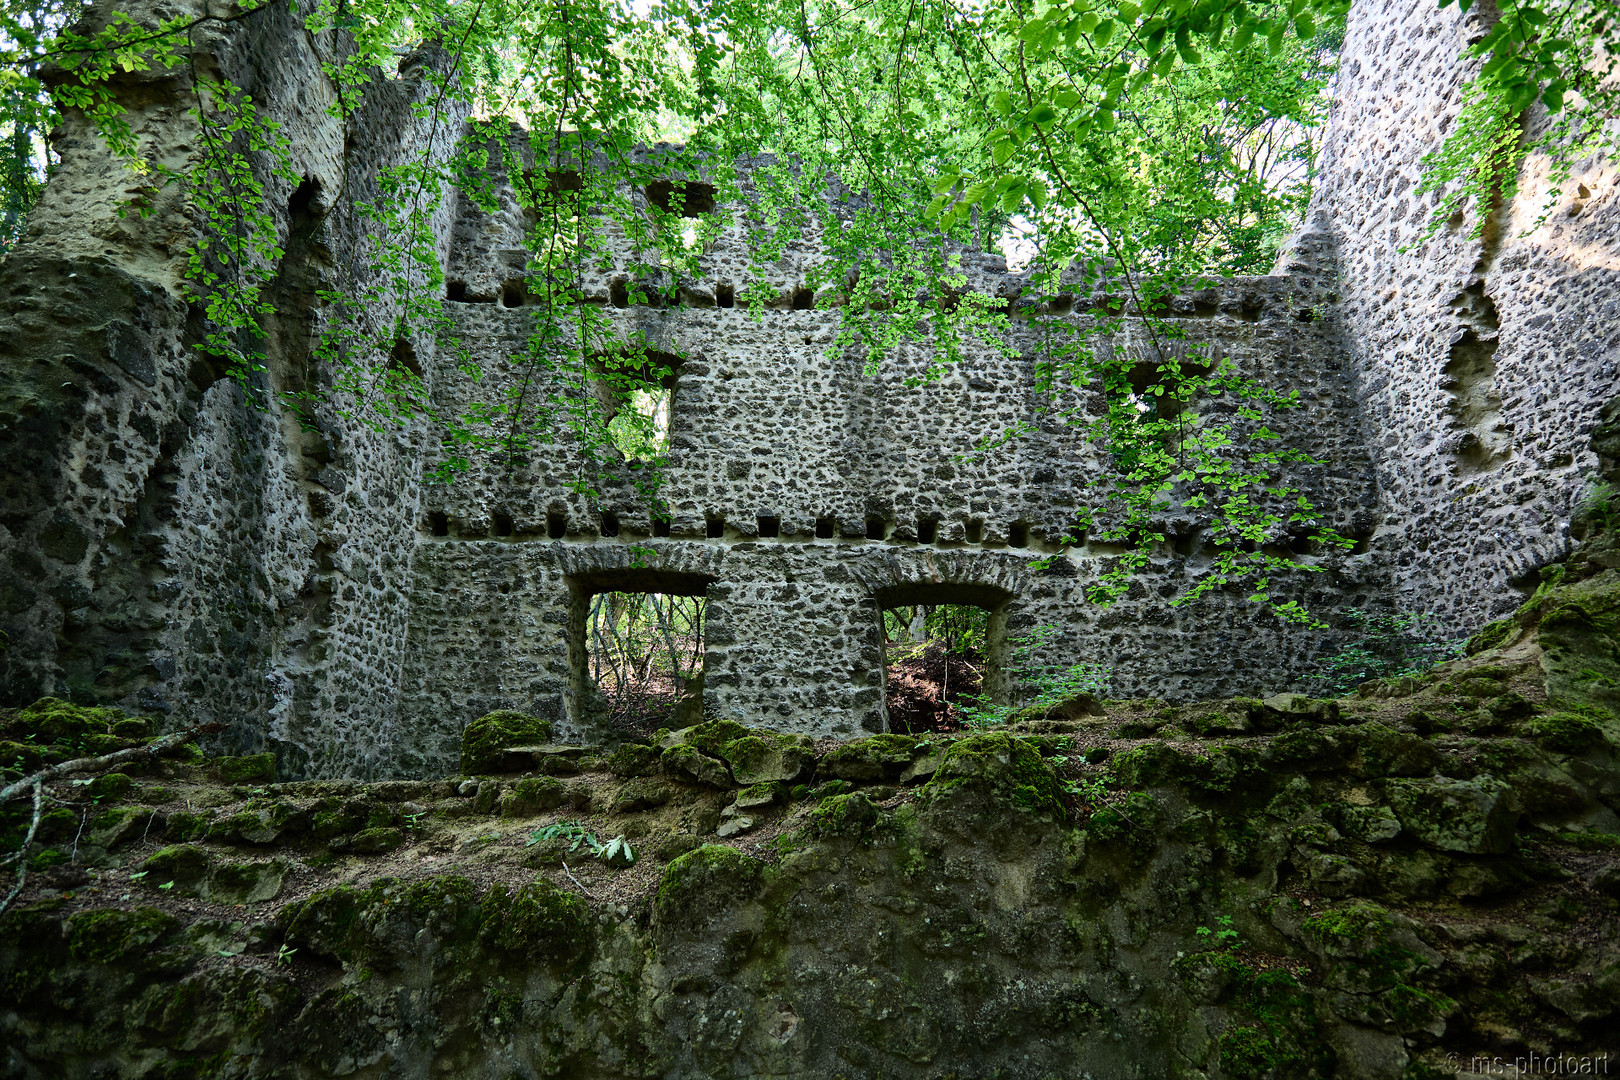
[{"x1": 1294, "y1": 14, "x2": 1315, "y2": 40}]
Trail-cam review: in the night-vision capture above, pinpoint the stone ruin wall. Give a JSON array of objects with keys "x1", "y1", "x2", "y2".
[
  {"x1": 0, "y1": 0, "x2": 465, "y2": 776},
  {"x1": 1, "y1": 0, "x2": 1614, "y2": 778},
  {"x1": 393, "y1": 138, "x2": 1380, "y2": 773},
  {"x1": 1302, "y1": 0, "x2": 1620, "y2": 634}
]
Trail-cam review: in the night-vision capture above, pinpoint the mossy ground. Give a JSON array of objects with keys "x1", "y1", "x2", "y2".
[{"x1": 1, "y1": 635, "x2": 1617, "y2": 1077}]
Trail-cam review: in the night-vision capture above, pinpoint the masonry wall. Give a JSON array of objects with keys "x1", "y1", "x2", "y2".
[
  {"x1": 1300, "y1": 0, "x2": 1620, "y2": 632},
  {"x1": 0, "y1": 0, "x2": 467, "y2": 777},
  {"x1": 19, "y1": 0, "x2": 1609, "y2": 778},
  {"x1": 387, "y1": 148, "x2": 1385, "y2": 772}
]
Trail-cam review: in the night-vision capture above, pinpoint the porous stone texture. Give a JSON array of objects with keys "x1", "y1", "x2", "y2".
[
  {"x1": 0, "y1": 0, "x2": 466, "y2": 776},
  {"x1": 2, "y1": 645, "x2": 1619, "y2": 1079},
  {"x1": 1297, "y1": 0, "x2": 1620, "y2": 633},
  {"x1": 401, "y1": 147, "x2": 1379, "y2": 763},
  {"x1": 1, "y1": 0, "x2": 1614, "y2": 777}
]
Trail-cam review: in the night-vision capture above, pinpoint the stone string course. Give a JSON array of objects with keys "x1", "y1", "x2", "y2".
[{"x1": 0, "y1": 0, "x2": 1614, "y2": 777}]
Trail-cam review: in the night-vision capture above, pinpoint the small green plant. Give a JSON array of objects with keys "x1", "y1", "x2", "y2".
[
  {"x1": 526, "y1": 821, "x2": 636, "y2": 865},
  {"x1": 1195, "y1": 915, "x2": 1243, "y2": 951},
  {"x1": 276, "y1": 944, "x2": 297, "y2": 966},
  {"x1": 959, "y1": 625, "x2": 1113, "y2": 727},
  {"x1": 1312, "y1": 610, "x2": 1465, "y2": 696},
  {"x1": 157, "y1": 880, "x2": 174, "y2": 891},
  {"x1": 1065, "y1": 776, "x2": 1110, "y2": 804}
]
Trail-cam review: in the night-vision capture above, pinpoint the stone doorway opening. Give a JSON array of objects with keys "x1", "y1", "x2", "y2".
[
  {"x1": 567, "y1": 569, "x2": 712, "y2": 738},
  {"x1": 873, "y1": 583, "x2": 1011, "y2": 735}
]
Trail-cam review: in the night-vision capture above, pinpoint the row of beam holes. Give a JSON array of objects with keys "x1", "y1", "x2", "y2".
[
  {"x1": 432, "y1": 510, "x2": 1374, "y2": 556},
  {"x1": 606, "y1": 280, "x2": 810, "y2": 311},
  {"x1": 428, "y1": 509, "x2": 1033, "y2": 545}
]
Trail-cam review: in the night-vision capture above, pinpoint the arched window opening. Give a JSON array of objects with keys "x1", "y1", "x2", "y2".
[
  {"x1": 569, "y1": 569, "x2": 713, "y2": 737},
  {"x1": 874, "y1": 583, "x2": 1010, "y2": 735}
]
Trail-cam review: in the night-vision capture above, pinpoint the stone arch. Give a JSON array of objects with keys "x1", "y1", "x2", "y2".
[{"x1": 852, "y1": 550, "x2": 1029, "y2": 728}]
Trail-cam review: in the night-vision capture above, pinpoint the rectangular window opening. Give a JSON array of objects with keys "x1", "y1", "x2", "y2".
[
  {"x1": 446, "y1": 280, "x2": 468, "y2": 302},
  {"x1": 965, "y1": 520, "x2": 984, "y2": 544},
  {"x1": 601, "y1": 512, "x2": 620, "y2": 538},
  {"x1": 428, "y1": 511, "x2": 449, "y2": 537},
  {"x1": 1007, "y1": 522, "x2": 1028, "y2": 548},
  {"x1": 879, "y1": 600, "x2": 1003, "y2": 736},
  {"x1": 547, "y1": 511, "x2": 567, "y2": 540},
  {"x1": 578, "y1": 584, "x2": 709, "y2": 738},
  {"x1": 493, "y1": 512, "x2": 514, "y2": 537},
  {"x1": 652, "y1": 516, "x2": 671, "y2": 538},
  {"x1": 792, "y1": 287, "x2": 815, "y2": 310},
  {"x1": 865, "y1": 516, "x2": 886, "y2": 541},
  {"x1": 916, "y1": 517, "x2": 938, "y2": 545},
  {"x1": 715, "y1": 284, "x2": 735, "y2": 308},
  {"x1": 815, "y1": 516, "x2": 836, "y2": 540},
  {"x1": 758, "y1": 514, "x2": 780, "y2": 538},
  {"x1": 501, "y1": 279, "x2": 528, "y2": 307},
  {"x1": 706, "y1": 516, "x2": 725, "y2": 539}
]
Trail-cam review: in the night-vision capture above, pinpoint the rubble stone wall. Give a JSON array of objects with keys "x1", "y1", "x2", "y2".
[
  {"x1": 1300, "y1": 0, "x2": 1620, "y2": 632},
  {"x1": 4, "y1": 0, "x2": 1615, "y2": 776}
]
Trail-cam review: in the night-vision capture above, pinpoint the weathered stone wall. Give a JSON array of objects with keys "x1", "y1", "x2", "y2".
[
  {"x1": 13, "y1": 0, "x2": 1619, "y2": 777},
  {"x1": 0, "y1": 0, "x2": 467, "y2": 776},
  {"x1": 1298, "y1": 0, "x2": 1620, "y2": 633},
  {"x1": 388, "y1": 143, "x2": 1381, "y2": 769}
]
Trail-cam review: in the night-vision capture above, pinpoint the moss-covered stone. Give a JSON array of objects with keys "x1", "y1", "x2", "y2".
[
  {"x1": 808, "y1": 792, "x2": 880, "y2": 837},
  {"x1": 611, "y1": 776, "x2": 675, "y2": 813},
  {"x1": 162, "y1": 810, "x2": 212, "y2": 842},
  {"x1": 920, "y1": 732, "x2": 1065, "y2": 819},
  {"x1": 8, "y1": 698, "x2": 126, "y2": 744},
  {"x1": 820, "y1": 734, "x2": 919, "y2": 782},
  {"x1": 721, "y1": 730, "x2": 814, "y2": 785},
  {"x1": 654, "y1": 845, "x2": 767, "y2": 930},
  {"x1": 216, "y1": 753, "x2": 276, "y2": 784},
  {"x1": 604, "y1": 742, "x2": 663, "y2": 778},
  {"x1": 479, "y1": 878, "x2": 590, "y2": 963},
  {"x1": 0, "y1": 740, "x2": 42, "y2": 774},
  {"x1": 1466, "y1": 616, "x2": 1520, "y2": 655},
  {"x1": 205, "y1": 860, "x2": 288, "y2": 904},
  {"x1": 332, "y1": 827, "x2": 405, "y2": 855},
  {"x1": 1523, "y1": 710, "x2": 1610, "y2": 754},
  {"x1": 86, "y1": 806, "x2": 153, "y2": 849},
  {"x1": 460, "y1": 711, "x2": 554, "y2": 774},
  {"x1": 87, "y1": 771, "x2": 134, "y2": 802},
  {"x1": 660, "y1": 743, "x2": 730, "y2": 787},
  {"x1": 500, "y1": 776, "x2": 567, "y2": 817},
  {"x1": 142, "y1": 844, "x2": 211, "y2": 883},
  {"x1": 1384, "y1": 776, "x2": 1515, "y2": 854},
  {"x1": 66, "y1": 906, "x2": 177, "y2": 963}
]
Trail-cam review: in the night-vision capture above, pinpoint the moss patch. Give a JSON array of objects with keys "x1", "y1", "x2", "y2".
[{"x1": 461, "y1": 711, "x2": 554, "y2": 774}]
